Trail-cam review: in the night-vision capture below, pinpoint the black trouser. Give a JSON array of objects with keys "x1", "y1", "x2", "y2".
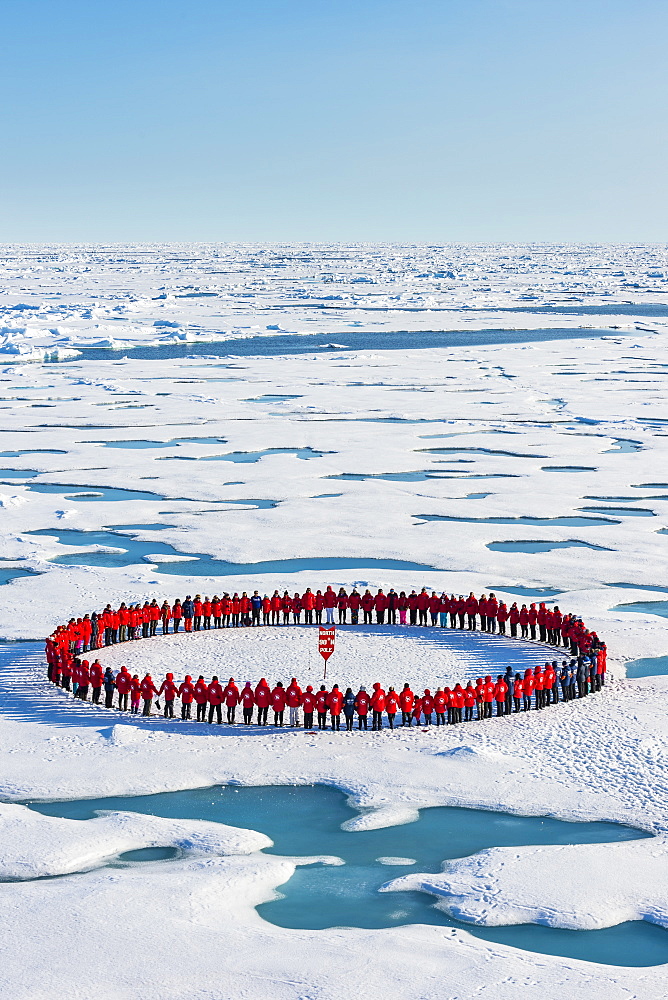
[
  {"x1": 162, "y1": 619, "x2": 169, "y2": 634},
  {"x1": 498, "y1": 621, "x2": 506, "y2": 634},
  {"x1": 214, "y1": 616, "x2": 222, "y2": 628},
  {"x1": 339, "y1": 609, "x2": 347, "y2": 623},
  {"x1": 539, "y1": 625, "x2": 547, "y2": 642},
  {"x1": 401, "y1": 711, "x2": 411, "y2": 726},
  {"x1": 257, "y1": 706, "x2": 268, "y2": 725},
  {"x1": 104, "y1": 688, "x2": 114, "y2": 708},
  {"x1": 304, "y1": 712, "x2": 314, "y2": 729},
  {"x1": 118, "y1": 692, "x2": 128, "y2": 711},
  {"x1": 561, "y1": 682, "x2": 568, "y2": 701},
  {"x1": 376, "y1": 610, "x2": 385, "y2": 624},
  {"x1": 150, "y1": 620, "x2": 157, "y2": 636},
  {"x1": 436, "y1": 712, "x2": 445, "y2": 726},
  {"x1": 92, "y1": 686, "x2": 101, "y2": 704},
  {"x1": 197, "y1": 702, "x2": 207, "y2": 721},
  {"x1": 182, "y1": 702, "x2": 192, "y2": 719},
  {"x1": 173, "y1": 619, "x2": 181, "y2": 632},
  {"x1": 387, "y1": 712, "x2": 395, "y2": 729},
  {"x1": 410, "y1": 610, "x2": 418, "y2": 625},
  {"x1": 194, "y1": 616, "x2": 201, "y2": 631},
  {"x1": 227, "y1": 706, "x2": 236, "y2": 723},
  {"x1": 164, "y1": 700, "x2": 174, "y2": 718},
  {"x1": 272, "y1": 610, "x2": 280, "y2": 624},
  {"x1": 304, "y1": 610, "x2": 313, "y2": 624},
  {"x1": 510, "y1": 623, "x2": 517, "y2": 637},
  {"x1": 454, "y1": 707, "x2": 463, "y2": 723},
  {"x1": 142, "y1": 623, "x2": 149, "y2": 638},
  {"x1": 423, "y1": 713, "x2": 432, "y2": 725},
  {"x1": 293, "y1": 613, "x2": 301, "y2": 624},
  {"x1": 344, "y1": 714, "x2": 354, "y2": 730},
  {"x1": 372, "y1": 710, "x2": 383, "y2": 730},
  {"x1": 79, "y1": 685, "x2": 89, "y2": 701},
  {"x1": 569, "y1": 682, "x2": 576, "y2": 700},
  {"x1": 487, "y1": 617, "x2": 496, "y2": 633},
  {"x1": 203, "y1": 616, "x2": 211, "y2": 630},
  {"x1": 523, "y1": 695, "x2": 531, "y2": 711},
  {"x1": 363, "y1": 609, "x2": 372, "y2": 624},
  {"x1": 514, "y1": 697, "x2": 521, "y2": 712},
  {"x1": 62, "y1": 675, "x2": 71, "y2": 690},
  {"x1": 208, "y1": 704, "x2": 222, "y2": 724},
  {"x1": 263, "y1": 613, "x2": 270, "y2": 625},
  {"x1": 496, "y1": 701, "x2": 504, "y2": 716},
  {"x1": 252, "y1": 610, "x2": 260, "y2": 625},
  {"x1": 552, "y1": 685, "x2": 559, "y2": 704},
  {"x1": 468, "y1": 615, "x2": 476, "y2": 630},
  {"x1": 387, "y1": 609, "x2": 396, "y2": 624},
  {"x1": 243, "y1": 708, "x2": 252, "y2": 724},
  {"x1": 505, "y1": 693, "x2": 512, "y2": 714},
  {"x1": 331, "y1": 715, "x2": 340, "y2": 730},
  {"x1": 315, "y1": 610, "x2": 322, "y2": 623},
  {"x1": 358, "y1": 714, "x2": 368, "y2": 729},
  {"x1": 142, "y1": 698, "x2": 152, "y2": 716},
  {"x1": 465, "y1": 705, "x2": 474, "y2": 721},
  {"x1": 483, "y1": 702, "x2": 492, "y2": 718},
  {"x1": 418, "y1": 609, "x2": 427, "y2": 626},
  {"x1": 274, "y1": 711, "x2": 284, "y2": 726},
  {"x1": 449, "y1": 613, "x2": 457, "y2": 628},
  {"x1": 317, "y1": 712, "x2": 327, "y2": 729}
]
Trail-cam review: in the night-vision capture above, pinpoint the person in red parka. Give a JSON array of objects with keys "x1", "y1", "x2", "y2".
[
  {"x1": 464, "y1": 682, "x2": 476, "y2": 722},
  {"x1": 519, "y1": 604, "x2": 529, "y2": 639},
  {"x1": 361, "y1": 590, "x2": 374, "y2": 625},
  {"x1": 207, "y1": 676, "x2": 224, "y2": 724},
  {"x1": 416, "y1": 589, "x2": 430, "y2": 627},
  {"x1": 337, "y1": 589, "x2": 348, "y2": 624},
  {"x1": 270, "y1": 591, "x2": 282, "y2": 625},
  {"x1": 434, "y1": 688, "x2": 447, "y2": 726},
  {"x1": 482, "y1": 675, "x2": 495, "y2": 718},
  {"x1": 421, "y1": 688, "x2": 434, "y2": 724},
  {"x1": 223, "y1": 677, "x2": 240, "y2": 724},
  {"x1": 509, "y1": 603, "x2": 520, "y2": 638},
  {"x1": 302, "y1": 588, "x2": 315, "y2": 625},
  {"x1": 327, "y1": 684, "x2": 344, "y2": 730},
  {"x1": 254, "y1": 677, "x2": 271, "y2": 725},
  {"x1": 314, "y1": 590, "x2": 325, "y2": 624},
  {"x1": 271, "y1": 682, "x2": 286, "y2": 726},
  {"x1": 302, "y1": 685, "x2": 316, "y2": 728},
  {"x1": 89, "y1": 659, "x2": 104, "y2": 704},
  {"x1": 116, "y1": 665, "x2": 132, "y2": 711},
  {"x1": 465, "y1": 592, "x2": 479, "y2": 630},
  {"x1": 355, "y1": 686, "x2": 370, "y2": 729},
  {"x1": 497, "y1": 602, "x2": 508, "y2": 635},
  {"x1": 130, "y1": 674, "x2": 141, "y2": 714},
  {"x1": 494, "y1": 676, "x2": 508, "y2": 716},
  {"x1": 140, "y1": 674, "x2": 158, "y2": 716},
  {"x1": 159, "y1": 673, "x2": 179, "y2": 718},
  {"x1": 428, "y1": 592, "x2": 440, "y2": 626},
  {"x1": 452, "y1": 683, "x2": 465, "y2": 723},
  {"x1": 323, "y1": 586, "x2": 337, "y2": 624},
  {"x1": 194, "y1": 675, "x2": 209, "y2": 722},
  {"x1": 399, "y1": 683, "x2": 414, "y2": 726},
  {"x1": 316, "y1": 685, "x2": 329, "y2": 729},
  {"x1": 385, "y1": 687, "x2": 400, "y2": 728},
  {"x1": 240, "y1": 681, "x2": 255, "y2": 724},
  {"x1": 348, "y1": 589, "x2": 361, "y2": 625},
  {"x1": 371, "y1": 683, "x2": 386, "y2": 730},
  {"x1": 286, "y1": 677, "x2": 303, "y2": 727},
  {"x1": 374, "y1": 590, "x2": 388, "y2": 625},
  {"x1": 179, "y1": 675, "x2": 195, "y2": 720},
  {"x1": 77, "y1": 659, "x2": 90, "y2": 701},
  {"x1": 262, "y1": 595, "x2": 271, "y2": 626}
]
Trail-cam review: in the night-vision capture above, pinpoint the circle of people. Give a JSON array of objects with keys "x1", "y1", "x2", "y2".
[{"x1": 45, "y1": 586, "x2": 607, "y2": 727}]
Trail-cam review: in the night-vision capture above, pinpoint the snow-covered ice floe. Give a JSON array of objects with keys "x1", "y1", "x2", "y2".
[{"x1": 1, "y1": 243, "x2": 668, "y2": 998}]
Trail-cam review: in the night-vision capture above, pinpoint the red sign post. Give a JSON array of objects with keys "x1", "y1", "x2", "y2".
[{"x1": 318, "y1": 626, "x2": 336, "y2": 678}]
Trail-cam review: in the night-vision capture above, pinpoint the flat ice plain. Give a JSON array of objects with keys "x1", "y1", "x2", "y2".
[{"x1": 1, "y1": 243, "x2": 668, "y2": 999}]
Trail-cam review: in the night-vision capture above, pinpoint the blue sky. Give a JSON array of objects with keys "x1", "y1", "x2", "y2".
[{"x1": 0, "y1": 0, "x2": 666, "y2": 242}]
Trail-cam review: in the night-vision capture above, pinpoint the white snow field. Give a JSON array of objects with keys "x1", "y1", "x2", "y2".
[{"x1": 1, "y1": 243, "x2": 668, "y2": 999}]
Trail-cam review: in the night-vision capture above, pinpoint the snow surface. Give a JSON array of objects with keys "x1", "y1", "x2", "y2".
[
  {"x1": 1, "y1": 244, "x2": 668, "y2": 999},
  {"x1": 383, "y1": 838, "x2": 668, "y2": 930}
]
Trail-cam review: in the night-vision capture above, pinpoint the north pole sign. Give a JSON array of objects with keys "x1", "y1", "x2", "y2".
[{"x1": 318, "y1": 626, "x2": 336, "y2": 675}]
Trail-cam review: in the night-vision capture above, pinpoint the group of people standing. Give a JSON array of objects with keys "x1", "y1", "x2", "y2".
[
  {"x1": 44, "y1": 652, "x2": 606, "y2": 727},
  {"x1": 46, "y1": 586, "x2": 603, "y2": 661}
]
